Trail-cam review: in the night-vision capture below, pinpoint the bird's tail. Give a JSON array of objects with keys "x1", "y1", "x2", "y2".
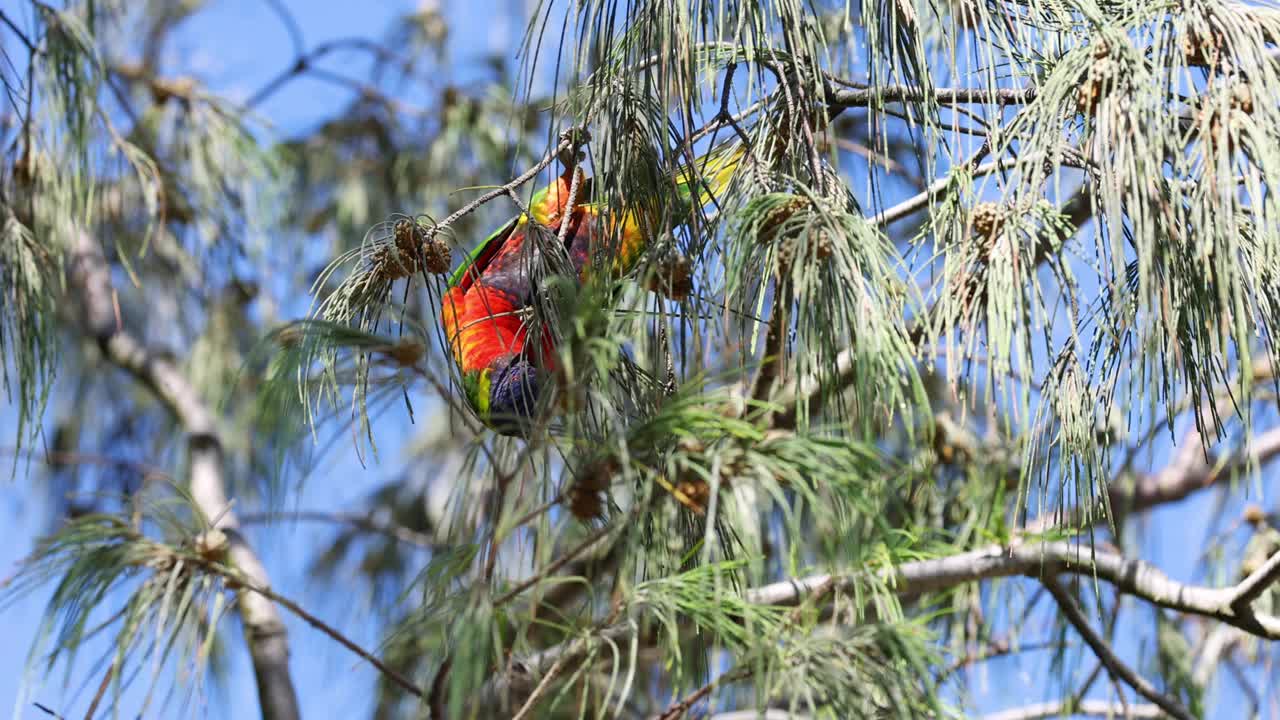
[{"x1": 672, "y1": 142, "x2": 746, "y2": 212}]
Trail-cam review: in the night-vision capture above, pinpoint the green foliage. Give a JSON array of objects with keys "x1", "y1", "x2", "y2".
[
  {"x1": 5, "y1": 506, "x2": 232, "y2": 717},
  {"x1": 8, "y1": 0, "x2": 1280, "y2": 716}
]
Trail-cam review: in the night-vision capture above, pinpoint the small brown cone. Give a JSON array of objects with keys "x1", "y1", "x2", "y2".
[
  {"x1": 674, "y1": 477, "x2": 711, "y2": 515},
  {"x1": 1232, "y1": 83, "x2": 1254, "y2": 115},
  {"x1": 971, "y1": 202, "x2": 1005, "y2": 240},
  {"x1": 568, "y1": 456, "x2": 617, "y2": 521},
  {"x1": 1244, "y1": 504, "x2": 1268, "y2": 527},
  {"x1": 194, "y1": 528, "x2": 230, "y2": 562},
  {"x1": 1077, "y1": 57, "x2": 1117, "y2": 115},
  {"x1": 423, "y1": 238, "x2": 452, "y2": 275},
  {"x1": 647, "y1": 253, "x2": 693, "y2": 301},
  {"x1": 386, "y1": 339, "x2": 425, "y2": 367}
]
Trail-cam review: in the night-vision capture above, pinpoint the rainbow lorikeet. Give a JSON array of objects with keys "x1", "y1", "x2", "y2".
[{"x1": 440, "y1": 144, "x2": 744, "y2": 434}]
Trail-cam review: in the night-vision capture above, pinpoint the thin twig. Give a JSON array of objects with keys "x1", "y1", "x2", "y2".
[
  {"x1": 510, "y1": 648, "x2": 574, "y2": 720},
  {"x1": 430, "y1": 130, "x2": 579, "y2": 244},
  {"x1": 982, "y1": 699, "x2": 1161, "y2": 720},
  {"x1": 82, "y1": 660, "x2": 117, "y2": 720},
  {"x1": 238, "y1": 510, "x2": 436, "y2": 549},
  {"x1": 656, "y1": 667, "x2": 753, "y2": 720},
  {"x1": 494, "y1": 521, "x2": 615, "y2": 606},
  {"x1": 827, "y1": 84, "x2": 1038, "y2": 108},
  {"x1": 0, "y1": 9, "x2": 36, "y2": 52},
  {"x1": 189, "y1": 549, "x2": 426, "y2": 699},
  {"x1": 1042, "y1": 576, "x2": 1193, "y2": 720}
]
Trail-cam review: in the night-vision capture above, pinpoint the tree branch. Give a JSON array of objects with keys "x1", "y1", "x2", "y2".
[
  {"x1": 983, "y1": 699, "x2": 1161, "y2": 720},
  {"x1": 826, "y1": 84, "x2": 1038, "y2": 109},
  {"x1": 238, "y1": 510, "x2": 437, "y2": 549},
  {"x1": 1043, "y1": 576, "x2": 1193, "y2": 720},
  {"x1": 181, "y1": 537, "x2": 426, "y2": 700},
  {"x1": 479, "y1": 538, "x2": 1280, "y2": 707},
  {"x1": 69, "y1": 232, "x2": 301, "y2": 720},
  {"x1": 1228, "y1": 548, "x2": 1280, "y2": 610},
  {"x1": 1024, "y1": 424, "x2": 1280, "y2": 535}
]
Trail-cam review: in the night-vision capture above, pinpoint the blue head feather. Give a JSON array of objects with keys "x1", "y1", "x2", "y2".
[{"x1": 487, "y1": 356, "x2": 541, "y2": 435}]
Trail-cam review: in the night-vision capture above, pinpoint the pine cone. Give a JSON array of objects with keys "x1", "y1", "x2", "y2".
[
  {"x1": 1077, "y1": 57, "x2": 1117, "y2": 115},
  {"x1": 385, "y1": 339, "x2": 425, "y2": 367},
  {"x1": 675, "y1": 477, "x2": 711, "y2": 514},
  {"x1": 371, "y1": 244, "x2": 420, "y2": 281},
  {"x1": 1181, "y1": 24, "x2": 1225, "y2": 68},
  {"x1": 811, "y1": 230, "x2": 834, "y2": 260},
  {"x1": 393, "y1": 218, "x2": 421, "y2": 256},
  {"x1": 423, "y1": 238, "x2": 452, "y2": 275},
  {"x1": 760, "y1": 197, "x2": 808, "y2": 243},
  {"x1": 776, "y1": 234, "x2": 799, "y2": 276},
  {"x1": 1232, "y1": 83, "x2": 1254, "y2": 115},
  {"x1": 568, "y1": 456, "x2": 616, "y2": 520},
  {"x1": 971, "y1": 202, "x2": 1005, "y2": 240},
  {"x1": 194, "y1": 529, "x2": 229, "y2": 562},
  {"x1": 1244, "y1": 504, "x2": 1268, "y2": 527},
  {"x1": 646, "y1": 253, "x2": 693, "y2": 301}
]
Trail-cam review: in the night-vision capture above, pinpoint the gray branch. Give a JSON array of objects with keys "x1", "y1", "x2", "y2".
[
  {"x1": 1043, "y1": 576, "x2": 1192, "y2": 720},
  {"x1": 484, "y1": 538, "x2": 1280, "y2": 708},
  {"x1": 983, "y1": 699, "x2": 1161, "y2": 720},
  {"x1": 70, "y1": 232, "x2": 301, "y2": 720}
]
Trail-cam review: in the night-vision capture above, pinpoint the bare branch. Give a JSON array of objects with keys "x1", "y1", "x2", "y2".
[
  {"x1": 238, "y1": 510, "x2": 437, "y2": 549},
  {"x1": 1025, "y1": 424, "x2": 1280, "y2": 535},
  {"x1": 186, "y1": 539, "x2": 426, "y2": 700},
  {"x1": 480, "y1": 538, "x2": 1280, "y2": 707},
  {"x1": 1228, "y1": 549, "x2": 1280, "y2": 610},
  {"x1": 1043, "y1": 576, "x2": 1193, "y2": 720},
  {"x1": 983, "y1": 699, "x2": 1162, "y2": 720},
  {"x1": 69, "y1": 231, "x2": 301, "y2": 720},
  {"x1": 826, "y1": 84, "x2": 1038, "y2": 108},
  {"x1": 655, "y1": 667, "x2": 753, "y2": 720}
]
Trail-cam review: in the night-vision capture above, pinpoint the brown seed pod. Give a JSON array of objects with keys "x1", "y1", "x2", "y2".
[
  {"x1": 760, "y1": 197, "x2": 808, "y2": 243},
  {"x1": 775, "y1": 235, "x2": 799, "y2": 276},
  {"x1": 1181, "y1": 23, "x2": 1226, "y2": 68},
  {"x1": 371, "y1": 245, "x2": 421, "y2": 281},
  {"x1": 1244, "y1": 503, "x2": 1268, "y2": 527},
  {"x1": 1198, "y1": 103, "x2": 1243, "y2": 157},
  {"x1": 674, "y1": 477, "x2": 711, "y2": 515},
  {"x1": 194, "y1": 529, "x2": 229, "y2": 562},
  {"x1": 393, "y1": 218, "x2": 420, "y2": 255},
  {"x1": 1232, "y1": 83, "x2": 1254, "y2": 115},
  {"x1": 970, "y1": 202, "x2": 1005, "y2": 240},
  {"x1": 568, "y1": 456, "x2": 617, "y2": 521},
  {"x1": 811, "y1": 230, "x2": 834, "y2": 260},
  {"x1": 385, "y1": 339, "x2": 425, "y2": 367},
  {"x1": 1077, "y1": 57, "x2": 1117, "y2": 115},
  {"x1": 423, "y1": 237, "x2": 452, "y2": 275},
  {"x1": 568, "y1": 485, "x2": 605, "y2": 520},
  {"x1": 646, "y1": 253, "x2": 693, "y2": 301}
]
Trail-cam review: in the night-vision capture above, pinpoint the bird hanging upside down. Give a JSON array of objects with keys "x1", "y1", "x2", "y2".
[{"x1": 440, "y1": 143, "x2": 744, "y2": 435}]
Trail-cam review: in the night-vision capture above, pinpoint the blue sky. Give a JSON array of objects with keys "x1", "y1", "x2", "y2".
[{"x1": 1, "y1": 0, "x2": 1277, "y2": 718}]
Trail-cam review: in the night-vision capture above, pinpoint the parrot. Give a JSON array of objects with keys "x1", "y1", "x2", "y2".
[{"x1": 440, "y1": 143, "x2": 744, "y2": 435}]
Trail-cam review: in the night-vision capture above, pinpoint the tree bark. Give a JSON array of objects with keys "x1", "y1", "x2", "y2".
[{"x1": 70, "y1": 231, "x2": 301, "y2": 720}]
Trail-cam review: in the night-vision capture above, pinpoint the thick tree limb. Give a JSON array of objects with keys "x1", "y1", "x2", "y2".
[
  {"x1": 69, "y1": 232, "x2": 301, "y2": 720},
  {"x1": 479, "y1": 538, "x2": 1280, "y2": 707}
]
